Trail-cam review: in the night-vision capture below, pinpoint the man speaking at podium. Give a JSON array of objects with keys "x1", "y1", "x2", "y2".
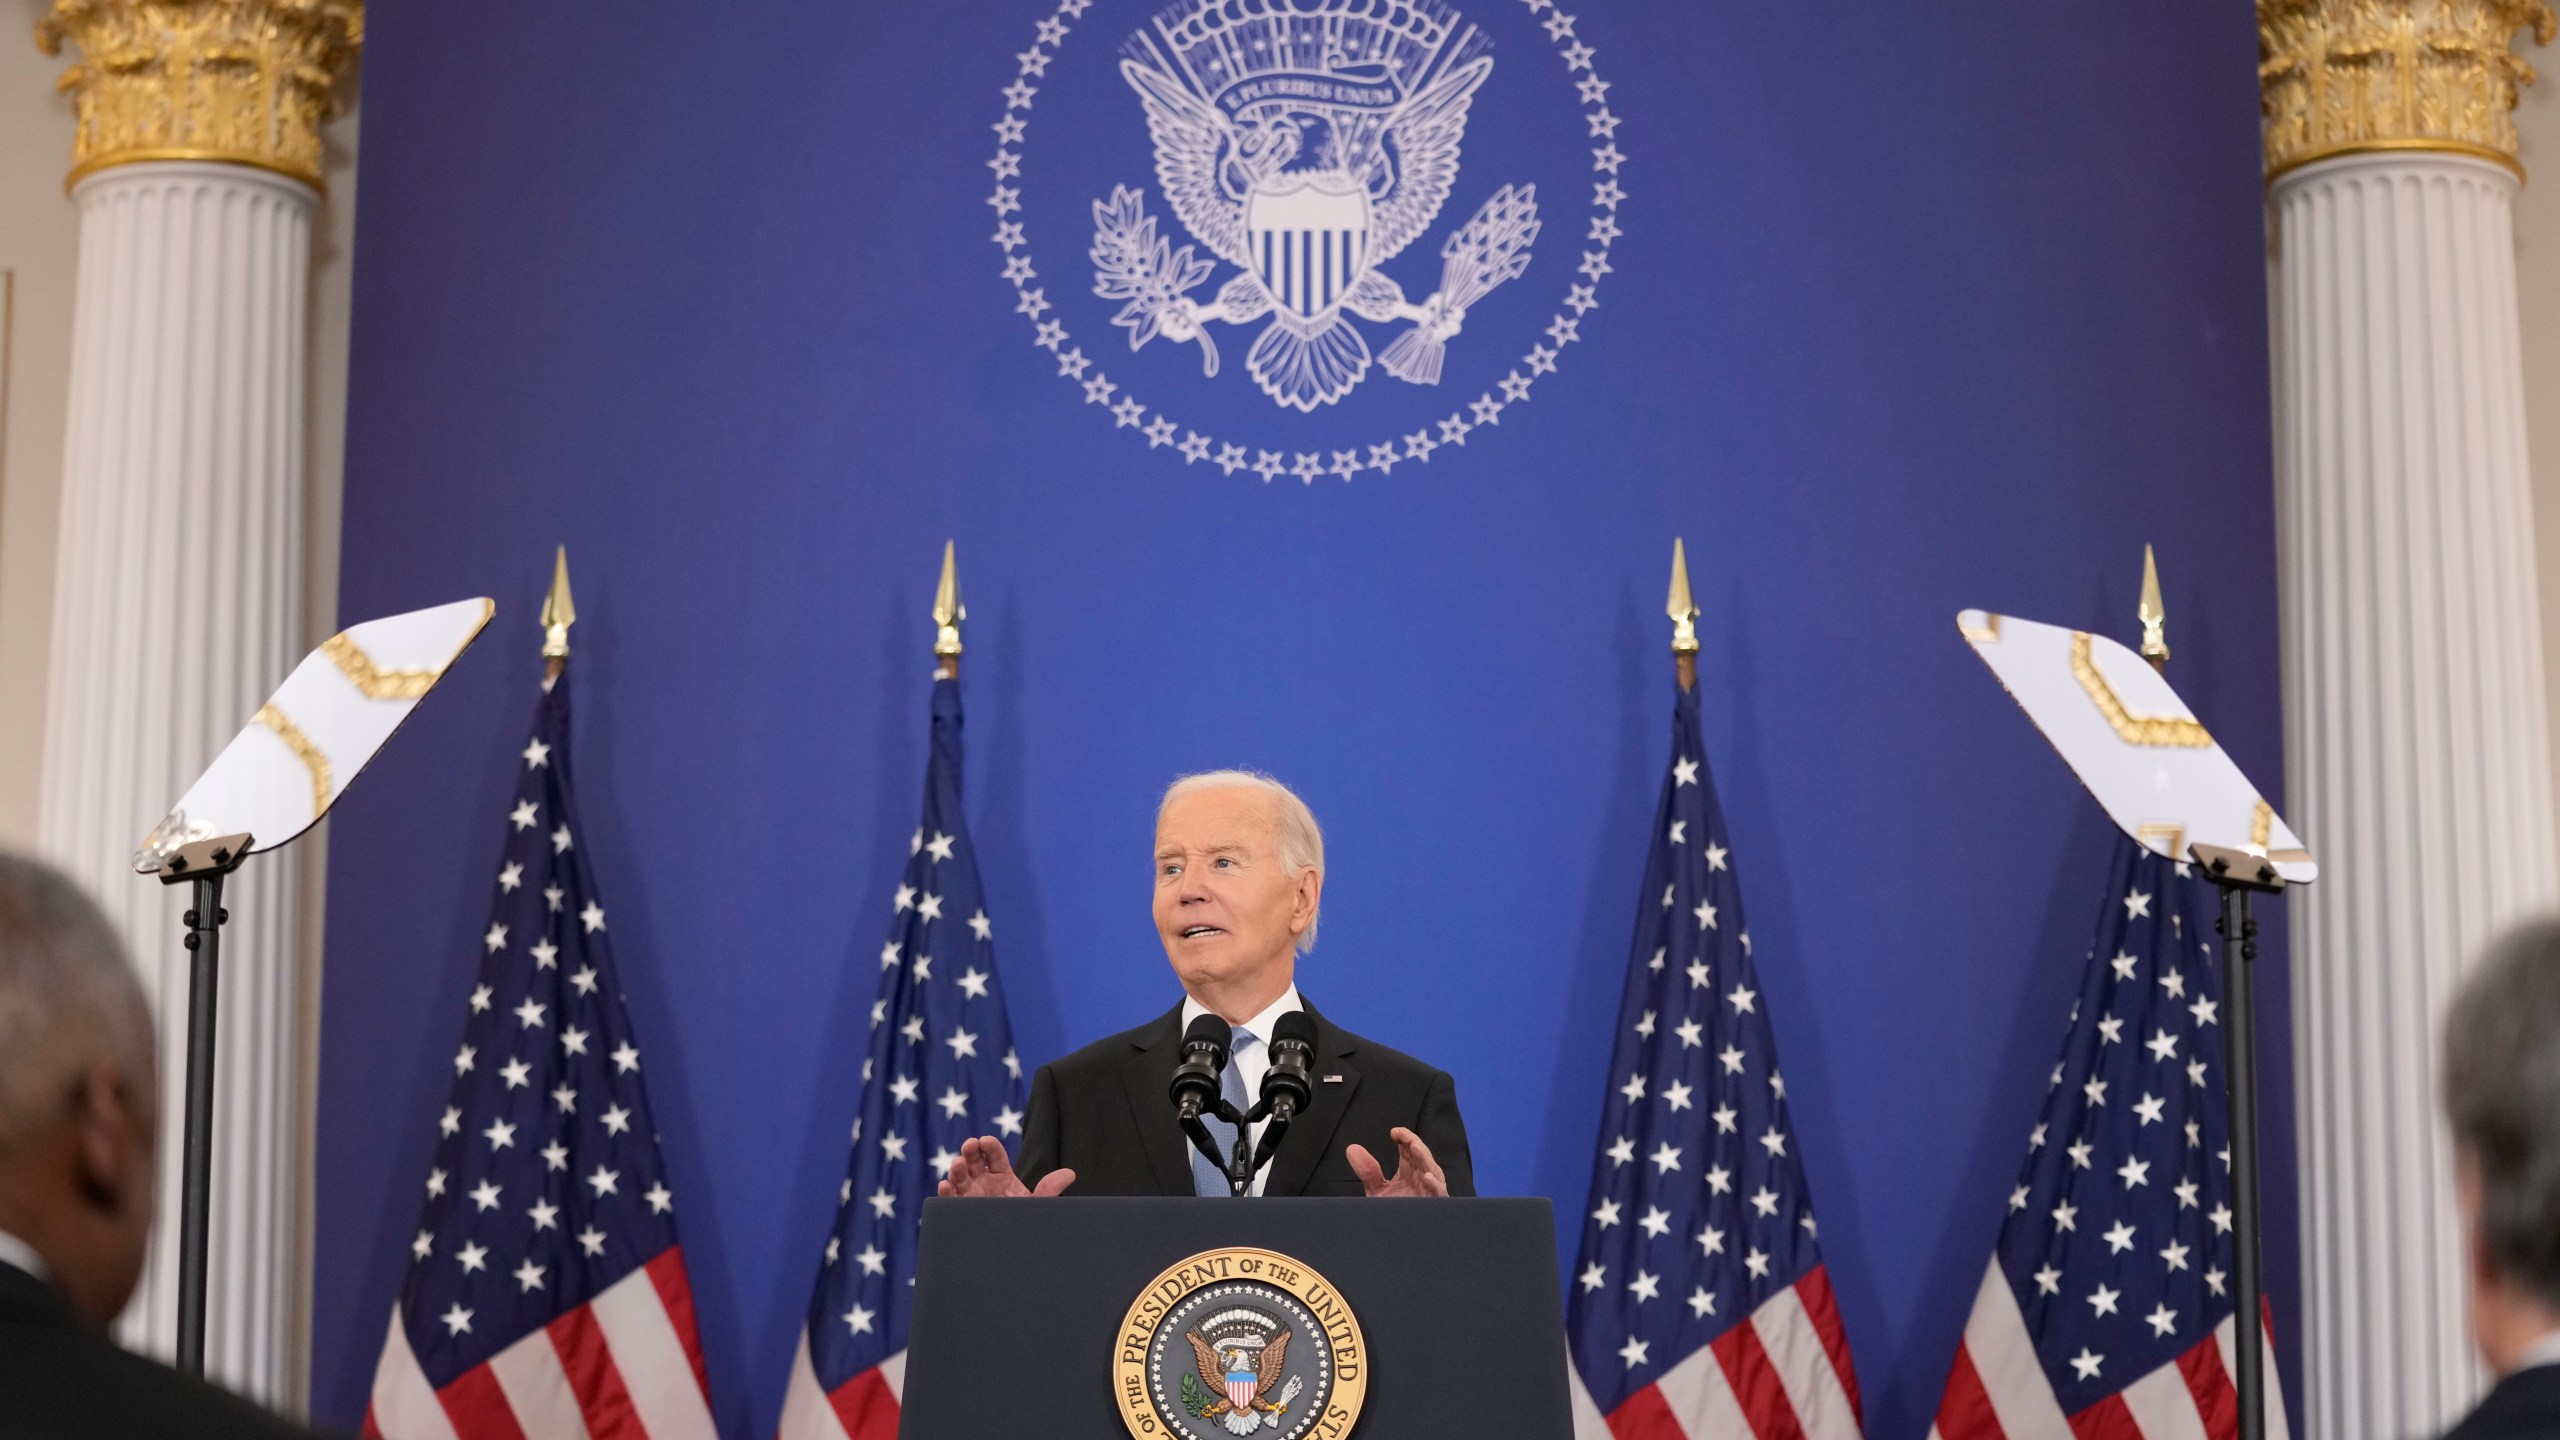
[{"x1": 938, "y1": 771, "x2": 1472, "y2": 1199}]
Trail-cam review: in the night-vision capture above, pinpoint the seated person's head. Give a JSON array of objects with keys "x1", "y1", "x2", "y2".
[
  {"x1": 0, "y1": 853, "x2": 157, "y2": 1327},
  {"x1": 2445, "y1": 918, "x2": 2560, "y2": 1375}
]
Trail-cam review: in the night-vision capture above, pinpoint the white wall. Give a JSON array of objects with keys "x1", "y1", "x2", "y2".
[
  {"x1": 2524, "y1": 79, "x2": 2560, "y2": 807},
  {"x1": 0, "y1": 0, "x2": 79, "y2": 846}
]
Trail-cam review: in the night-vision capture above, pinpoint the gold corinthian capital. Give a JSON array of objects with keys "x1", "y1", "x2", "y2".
[
  {"x1": 34, "y1": 0, "x2": 361, "y2": 191},
  {"x1": 2260, "y1": 0, "x2": 2555, "y2": 180}
]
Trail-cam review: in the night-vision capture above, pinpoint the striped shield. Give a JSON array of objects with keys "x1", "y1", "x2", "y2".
[
  {"x1": 1224, "y1": 1355, "x2": 1260, "y2": 1415},
  {"x1": 1246, "y1": 179, "x2": 1371, "y2": 321}
]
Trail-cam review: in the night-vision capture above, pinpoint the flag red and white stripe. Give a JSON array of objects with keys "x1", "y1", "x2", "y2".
[
  {"x1": 1573, "y1": 1268, "x2": 1864, "y2": 1440},
  {"x1": 775, "y1": 1339, "x2": 904, "y2": 1440},
  {"x1": 1929, "y1": 1261, "x2": 2289, "y2": 1440},
  {"x1": 364, "y1": 1249, "x2": 717, "y2": 1440}
]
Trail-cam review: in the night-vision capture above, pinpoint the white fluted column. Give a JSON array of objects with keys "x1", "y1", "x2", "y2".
[
  {"x1": 2274, "y1": 147, "x2": 2560, "y2": 1436},
  {"x1": 2261, "y1": 3, "x2": 2560, "y2": 1427},
  {"x1": 35, "y1": 160, "x2": 314, "y2": 1403}
]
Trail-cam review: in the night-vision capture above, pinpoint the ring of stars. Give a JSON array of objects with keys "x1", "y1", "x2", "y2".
[{"x1": 986, "y1": 0, "x2": 1627, "y2": 483}]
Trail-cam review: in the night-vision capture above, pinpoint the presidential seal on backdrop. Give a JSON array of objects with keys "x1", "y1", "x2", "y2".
[
  {"x1": 1114, "y1": 1247, "x2": 1367, "y2": 1440},
  {"x1": 988, "y1": 0, "x2": 1630, "y2": 482},
  {"x1": 1097, "y1": 3, "x2": 1537, "y2": 413}
]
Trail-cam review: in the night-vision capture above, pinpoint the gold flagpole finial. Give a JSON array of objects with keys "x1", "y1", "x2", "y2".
[
  {"x1": 2138, "y1": 543, "x2": 2168, "y2": 673},
  {"x1": 1667, "y1": 537, "x2": 1701, "y2": 691},
  {"x1": 933, "y1": 540, "x2": 965, "y2": 676},
  {"x1": 540, "y1": 546, "x2": 576, "y2": 680}
]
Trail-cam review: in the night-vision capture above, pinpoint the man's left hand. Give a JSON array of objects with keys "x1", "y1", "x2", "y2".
[{"x1": 1344, "y1": 1127, "x2": 1448, "y2": 1197}]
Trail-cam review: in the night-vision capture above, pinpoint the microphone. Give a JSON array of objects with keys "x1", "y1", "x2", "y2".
[
  {"x1": 1169, "y1": 1013, "x2": 1232, "y2": 1121},
  {"x1": 1260, "y1": 1011, "x2": 1316, "y2": 1126}
]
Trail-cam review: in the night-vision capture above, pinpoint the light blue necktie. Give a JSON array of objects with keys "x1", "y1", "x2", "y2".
[{"x1": 1190, "y1": 1024, "x2": 1255, "y2": 1196}]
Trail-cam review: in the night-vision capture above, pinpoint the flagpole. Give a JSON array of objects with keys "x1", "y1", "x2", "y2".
[
  {"x1": 934, "y1": 540, "x2": 964, "y2": 682},
  {"x1": 2149, "y1": 545, "x2": 2267, "y2": 1440},
  {"x1": 1667, "y1": 538, "x2": 1698, "y2": 693},
  {"x1": 2138, "y1": 543, "x2": 2169, "y2": 677},
  {"x1": 542, "y1": 544, "x2": 575, "y2": 684}
]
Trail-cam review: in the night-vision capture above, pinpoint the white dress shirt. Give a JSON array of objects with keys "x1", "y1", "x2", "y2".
[
  {"x1": 0, "y1": 1226, "x2": 49, "y2": 1283},
  {"x1": 1179, "y1": 984, "x2": 1303, "y2": 1197}
]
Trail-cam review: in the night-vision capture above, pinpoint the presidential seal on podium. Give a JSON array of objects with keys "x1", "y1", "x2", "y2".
[{"x1": 1114, "y1": 1247, "x2": 1368, "y2": 1440}]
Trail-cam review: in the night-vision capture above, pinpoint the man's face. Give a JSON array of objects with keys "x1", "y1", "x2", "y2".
[
  {"x1": 1153, "y1": 785, "x2": 1317, "y2": 999},
  {"x1": 3, "y1": 1056, "x2": 159, "y2": 1329},
  {"x1": 93, "y1": 1070, "x2": 158, "y2": 1323},
  {"x1": 65, "y1": 1060, "x2": 157, "y2": 1329}
]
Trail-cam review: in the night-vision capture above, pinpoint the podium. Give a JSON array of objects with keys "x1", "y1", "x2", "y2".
[{"x1": 901, "y1": 1197, "x2": 1575, "y2": 1439}]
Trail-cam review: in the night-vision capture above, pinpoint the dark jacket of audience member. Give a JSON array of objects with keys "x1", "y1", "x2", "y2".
[{"x1": 0, "y1": 853, "x2": 333, "y2": 1439}]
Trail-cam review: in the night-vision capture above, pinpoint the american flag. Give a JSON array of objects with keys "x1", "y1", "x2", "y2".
[
  {"x1": 1568, "y1": 686, "x2": 1865, "y2": 1440},
  {"x1": 365, "y1": 676, "x2": 719, "y2": 1440},
  {"x1": 777, "y1": 675, "x2": 1026, "y2": 1440},
  {"x1": 1927, "y1": 838, "x2": 2290, "y2": 1440}
]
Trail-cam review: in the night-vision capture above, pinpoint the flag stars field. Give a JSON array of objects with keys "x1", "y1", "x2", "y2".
[
  {"x1": 1929, "y1": 841, "x2": 2276, "y2": 1438},
  {"x1": 1567, "y1": 687, "x2": 1860, "y2": 1430},
  {"x1": 367, "y1": 676, "x2": 714, "y2": 1440},
  {"x1": 787, "y1": 673, "x2": 1029, "y2": 1436}
]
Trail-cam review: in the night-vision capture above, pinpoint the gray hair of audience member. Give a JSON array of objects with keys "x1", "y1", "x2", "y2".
[
  {"x1": 2444, "y1": 917, "x2": 2560, "y2": 1310},
  {"x1": 0, "y1": 854, "x2": 155, "y2": 1150},
  {"x1": 1158, "y1": 770, "x2": 1326, "y2": 954}
]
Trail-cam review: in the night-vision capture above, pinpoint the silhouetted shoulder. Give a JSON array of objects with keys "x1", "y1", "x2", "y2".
[{"x1": 2444, "y1": 1365, "x2": 2560, "y2": 1440}]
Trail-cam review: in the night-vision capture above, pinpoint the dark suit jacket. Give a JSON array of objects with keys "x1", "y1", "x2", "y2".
[
  {"x1": 2444, "y1": 1364, "x2": 2560, "y2": 1440},
  {"x1": 1016, "y1": 998, "x2": 1474, "y2": 1197},
  {"x1": 0, "y1": 1259, "x2": 333, "y2": 1440}
]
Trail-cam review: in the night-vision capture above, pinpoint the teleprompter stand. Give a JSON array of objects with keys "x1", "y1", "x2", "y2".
[
  {"x1": 2192, "y1": 843, "x2": 2283, "y2": 1440},
  {"x1": 131, "y1": 595, "x2": 495, "y2": 1374},
  {"x1": 1959, "y1": 603, "x2": 2315, "y2": 1440},
  {"x1": 899, "y1": 1197, "x2": 1574, "y2": 1438},
  {"x1": 153, "y1": 833, "x2": 252, "y2": 1375}
]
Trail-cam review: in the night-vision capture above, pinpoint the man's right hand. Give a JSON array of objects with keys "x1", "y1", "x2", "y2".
[{"x1": 937, "y1": 1135, "x2": 1074, "y2": 1198}]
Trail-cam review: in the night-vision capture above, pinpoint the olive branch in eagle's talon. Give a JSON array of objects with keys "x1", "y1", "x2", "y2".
[{"x1": 1091, "y1": 184, "x2": 1223, "y2": 376}]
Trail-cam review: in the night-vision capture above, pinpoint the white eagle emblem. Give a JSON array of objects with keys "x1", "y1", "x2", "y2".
[{"x1": 1092, "y1": 0, "x2": 1540, "y2": 413}]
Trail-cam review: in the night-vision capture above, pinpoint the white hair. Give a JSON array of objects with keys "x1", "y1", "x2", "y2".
[
  {"x1": 0, "y1": 853, "x2": 155, "y2": 1150},
  {"x1": 1158, "y1": 770, "x2": 1325, "y2": 954}
]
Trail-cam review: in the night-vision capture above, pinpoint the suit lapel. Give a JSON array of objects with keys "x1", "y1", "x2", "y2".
[
  {"x1": 1120, "y1": 1003, "x2": 1199, "y2": 1196},
  {"x1": 1264, "y1": 999, "x2": 1360, "y2": 1196}
]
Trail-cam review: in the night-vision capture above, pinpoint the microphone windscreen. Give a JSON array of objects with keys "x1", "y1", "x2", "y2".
[
  {"x1": 1170, "y1": 1012, "x2": 1232, "y2": 1116},
  {"x1": 1183, "y1": 1011, "x2": 1231, "y2": 1056},
  {"x1": 1270, "y1": 1010, "x2": 1317, "y2": 1054}
]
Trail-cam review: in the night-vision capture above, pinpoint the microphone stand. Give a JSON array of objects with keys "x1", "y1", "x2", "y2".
[
  {"x1": 1179, "y1": 1097, "x2": 1293, "y2": 1197},
  {"x1": 1179, "y1": 1107, "x2": 1235, "y2": 1191},
  {"x1": 1230, "y1": 1109, "x2": 1256, "y2": 1197}
]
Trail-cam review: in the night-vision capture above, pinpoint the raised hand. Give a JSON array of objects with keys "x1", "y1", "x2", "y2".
[
  {"x1": 936, "y1": 1135, "x2": 1074, "y2": 1198},
  {"x1": 1344, "y1": 1126, "x2": 1449, "y2": 1198}
]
